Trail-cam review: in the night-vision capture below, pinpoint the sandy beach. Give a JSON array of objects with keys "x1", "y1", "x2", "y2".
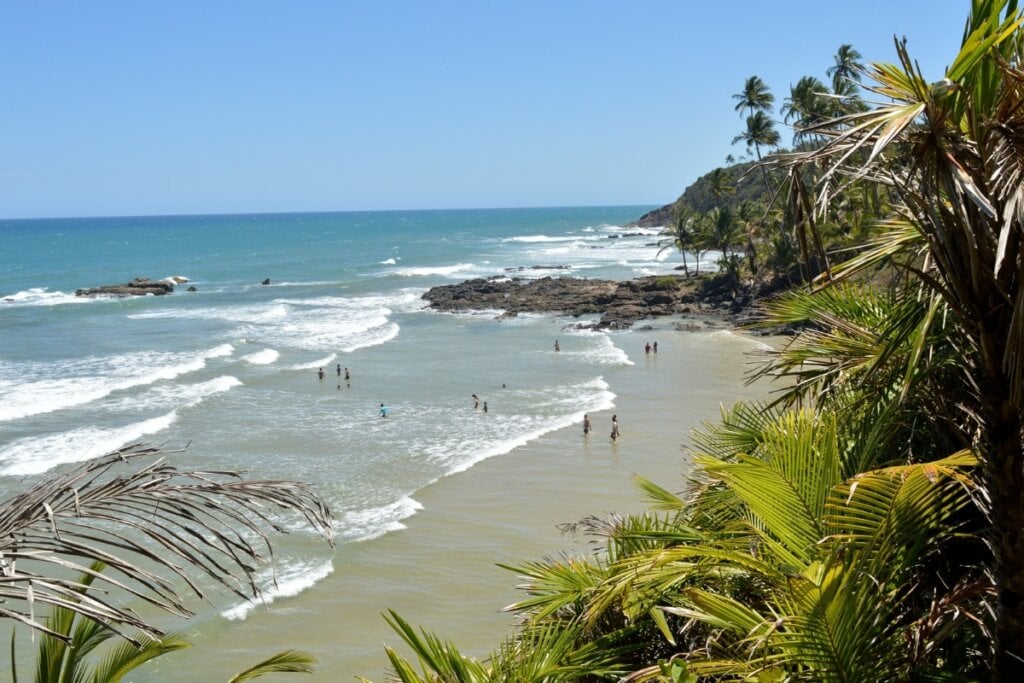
[{"x1": 148, "y1": 321, "x2": 777, "y2": 681}]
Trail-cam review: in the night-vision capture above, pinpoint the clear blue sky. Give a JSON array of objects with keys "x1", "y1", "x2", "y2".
[{"x1": 1, "y1": 1, "x2": 967, "y2": 218}]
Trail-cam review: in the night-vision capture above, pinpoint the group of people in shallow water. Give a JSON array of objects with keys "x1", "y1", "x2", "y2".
[
  {"x1": 317, "y1": 364, "x2": 351, "y2": 388},
  {"x1": 582, "y1": 413, "x2": 620, "y2": 441}
]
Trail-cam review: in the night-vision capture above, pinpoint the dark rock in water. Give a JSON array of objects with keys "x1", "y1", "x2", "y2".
[
  {"x1": 75, "y1": 277, "x2": 174, "y2": 298},
  {"x1": 187, "y1": 286, "x2": 197, "y2": 292},
  {"x1": 262, "y1": 278, "x2": 271, "y2": 285}
]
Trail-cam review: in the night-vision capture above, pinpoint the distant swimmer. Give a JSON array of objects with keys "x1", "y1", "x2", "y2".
[
  {"x1": 472, "y1": 393, "x2": 480, "y2": 410},
  {"x1": 554, "y1": 340, "x2": 560, "y2": 352},
  {"x1": 379, "y1": 403, "x2": 388, "y2": 418},
  {"x1": 610, "y1": 414, "x2": 620, "y2": 441},
  {"x1": 583, "y1": 414, "x2": 591, "y2": 436},
  {"x1": 318, "y1": 367, "x2": 325, "y2": 382}
]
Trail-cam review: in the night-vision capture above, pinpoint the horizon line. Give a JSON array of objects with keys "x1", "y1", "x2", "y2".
[{"x1": 0, "y1": 202, "x2": 664, "y2": 223}]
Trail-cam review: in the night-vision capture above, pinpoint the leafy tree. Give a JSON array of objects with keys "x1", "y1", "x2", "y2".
[{"x1": 782, "y1": 1, "x2": 1024, "y2": 677}]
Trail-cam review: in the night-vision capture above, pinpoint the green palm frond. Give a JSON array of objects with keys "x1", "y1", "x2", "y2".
[
  {"x1": 696, "y1": 410, "x2": 841, "y2": 568},
  {"x1": 225, "y1": 650, "x2": 316, "y2": 682},
  {"x1": 499, "y1": 556, "x2": 607, "y2": 622},
  {"x1": 382, "y1": 611, "x2": 489, "y2": 682}
]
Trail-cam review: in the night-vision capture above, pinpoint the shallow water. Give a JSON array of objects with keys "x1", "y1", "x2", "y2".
[{"x1": 0, "y1": 208, "x2": 769, "y2": 678}]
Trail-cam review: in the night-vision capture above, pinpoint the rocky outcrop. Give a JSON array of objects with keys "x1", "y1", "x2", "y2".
[
  {"x1": 423, "y1": 275, "x2": 724, "y2": 329},
  {"x1": 75, "y1": 277, "x2": 174, "y2": 298}
]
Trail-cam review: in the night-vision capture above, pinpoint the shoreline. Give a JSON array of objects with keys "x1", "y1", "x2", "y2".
[{"x1": 150, "y1": 320, "x2": 778, "y2": 681}]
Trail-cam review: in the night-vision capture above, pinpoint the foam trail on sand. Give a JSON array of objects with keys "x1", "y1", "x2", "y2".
[
  {"x1": 221, "y1": 558, "x2": 335, "y2": 621},
  {"x1": 339, "y1": 496, "x2": 424, "y2": 542}
]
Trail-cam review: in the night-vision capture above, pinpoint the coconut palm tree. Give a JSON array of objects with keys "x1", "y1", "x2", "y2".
[
  {"x1": 782, "y1": 2, "x2": 1024, "y2": 677},
  {"x1": 781, "y1": 76, "x2": 833, "y2": 145},
  {"x1": 732, "y1": 111, "x2": 780, "y2": 191},
  {"x1": 826, "y1": 43, "x2": 864, "y2": 95},
  {"x1": 0, "y1": 444, "x2": 334, "y2": 644},
  {"x1": 732, "y1": 75, "x2": 774, "y2": 118}
]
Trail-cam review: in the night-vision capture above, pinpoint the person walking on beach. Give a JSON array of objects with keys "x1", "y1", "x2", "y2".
[
  {"x1": 318, "y1": 367, "x2": 325, "y2": 382},
  {"x1": 583, "y1": 414, "x2": 591, "y2": 436},
  {"x1": 472, "y1": 394, "x2": 480, "y2": 410},
  {"x1": 610, "y1": 414, "x2": 620, "y2": 441},
  {"x1": 379, "y1": 403, "x2": 388, "y2": 418}
]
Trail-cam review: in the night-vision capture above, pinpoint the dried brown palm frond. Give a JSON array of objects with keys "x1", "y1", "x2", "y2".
[{"x1": 0, "y1": 442, "x2": 333, "y2": 644}]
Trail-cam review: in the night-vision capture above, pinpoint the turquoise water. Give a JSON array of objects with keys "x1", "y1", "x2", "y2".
[{"x1": 1, "y1": 205, "x2": 727, "y2": 601}]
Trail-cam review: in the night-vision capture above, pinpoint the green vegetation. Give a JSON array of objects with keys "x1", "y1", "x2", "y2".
[
  {"x1": 370, "y1": 1, "x2": 1024, "y2": 680},
  {"x1": 0, "y1": 445, "x2": 333, "y2": 680}
]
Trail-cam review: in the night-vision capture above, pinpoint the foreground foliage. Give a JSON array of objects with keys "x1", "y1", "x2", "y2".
[
  {"x1": 371, "y1": 1, "x2": 1024, "y2": 680},
  {"x1": 0, "y1": 444, "x2": 333, "y2": 677}
]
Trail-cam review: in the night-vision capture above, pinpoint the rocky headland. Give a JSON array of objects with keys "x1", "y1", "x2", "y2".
[{"x1": 422, "y1": 273, "x2": 789, "y2": 331}]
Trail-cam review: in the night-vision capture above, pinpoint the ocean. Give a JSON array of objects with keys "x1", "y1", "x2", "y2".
[{"x1": 0, "y1": 207, "x2": 770, "y2": 679}]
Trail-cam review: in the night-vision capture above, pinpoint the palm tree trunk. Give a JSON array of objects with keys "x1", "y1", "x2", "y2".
[{"x1": 977, "y1": 326, "x2": 1024, "y2": 681}]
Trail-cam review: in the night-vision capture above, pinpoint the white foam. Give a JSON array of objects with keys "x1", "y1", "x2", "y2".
[
  {"x1": 392, "y1": 263, "x2": 478, "y2": 278},
  {"x1": 288, "y1": 353, "x2": 338, "y2": 371},
  {"x1": 221, "y1": 558, "x2": 334, "y2": 621},
  {"x1": 1, "y1": 288, "x2": 100, "y2": 308},
  {"x1": 0, "y1": 411, "x2": 179, "y2": 476},
  {"x1": 380, "y1": 258, "x2": 396, "y2": 265},
  {"x1": 340, "y1": 496, "x2": 423, "y2": 542},
  {"x1": 242, "y1": 349, "x2": 280, "y2": 365},
  {"x1": 0, "y1": 344, "x2": 235, "y2": 423}
]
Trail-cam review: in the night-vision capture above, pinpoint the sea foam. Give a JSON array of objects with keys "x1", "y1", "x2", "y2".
[
  {"x1": 0, "y1": 411, "x2": 179, "y2": 476},
  {"x1": 221, "y1": 558, "x2": 335, "y2": 621},
  {"x1": 0, "y1": 344, "x2": 235, "y2": 423}
]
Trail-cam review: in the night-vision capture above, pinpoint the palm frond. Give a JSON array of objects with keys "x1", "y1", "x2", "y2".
[{"x1": 0, "y1": 443, "x2": 333, "y2": 643}]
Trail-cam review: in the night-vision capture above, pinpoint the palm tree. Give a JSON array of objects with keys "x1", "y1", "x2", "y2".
[
  {"x1": 783, "y1": 2, "x2": 1024, "y2": 677},
  {"x1": 826, "y1": 43, "x2": 864, "y2": 95},
  {"x1": 732, "y1": 111, "x2": 780, "y2": 190},
  {"x1": 781, "y1": 76, "x2": 832, "y2": 145},
  {"x1": 0, "y1": 444, "x2": 334, "y2": 643},
  {"x1": 732, "y1": 75, "x2": 774, "y2": 118}
]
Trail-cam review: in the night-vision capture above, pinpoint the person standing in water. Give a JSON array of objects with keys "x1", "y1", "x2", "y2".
[
  {"x1": 379, "y1": 403, "x2": 388, "y2": 418},
  {"x1": 483, "y1": 401, "x2": 488, "y2": 413},
  {"x1": 554, "y1": 340, "x2": 560, "y2": 352},
  {"x1": 318, "y1": 367, "x2": 325, "y2": 382},
  {"x1": 472, "y1": 394, "x2": 480, "y2": 410},
  {"x1": 610, "y1": 414, "x2": 620, "y2": 441},
  {"x1": 336, "y1": 363, "x2": 341, "y2": 377},
  {"x1": 583, "y1": 414, "x2": 591, "y2": 436},
  {"x1": 344, "y1": 367, "x2": 351, "y2": 387}
]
